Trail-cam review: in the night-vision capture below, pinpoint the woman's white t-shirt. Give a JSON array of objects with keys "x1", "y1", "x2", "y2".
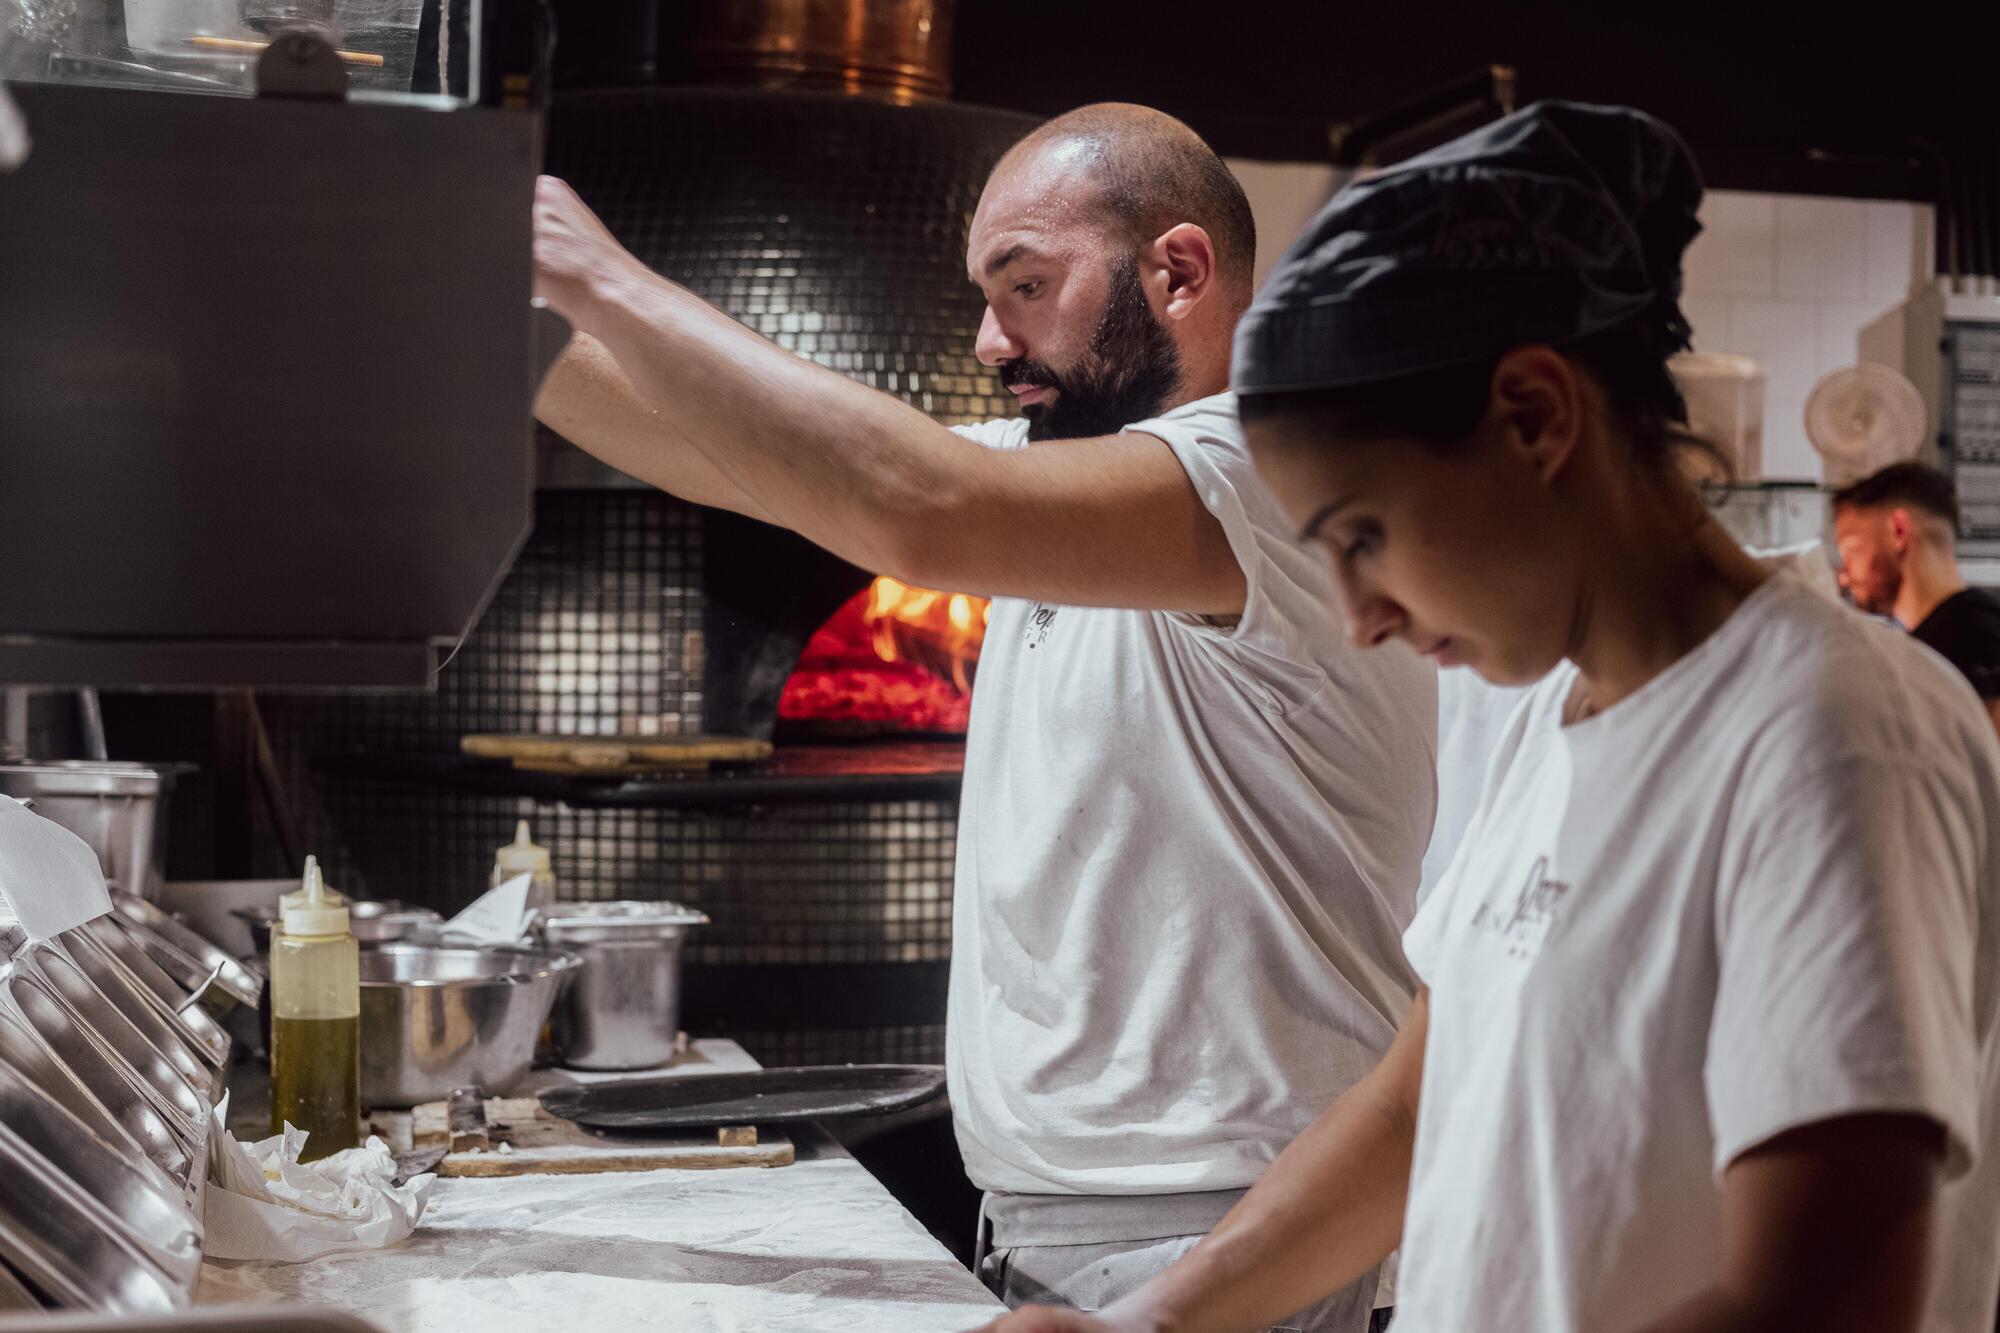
[{"x1": 1396, "y1": 571, "x2": 2000, "y2": 1332}]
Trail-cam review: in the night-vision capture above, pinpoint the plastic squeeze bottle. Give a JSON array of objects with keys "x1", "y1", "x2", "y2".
[
  {"x1": 493, "y1": 819, "x2": 557, "y2": 911},
  {"x1": 269, "y1": 855, "x2": 362, "y2": 1160}
]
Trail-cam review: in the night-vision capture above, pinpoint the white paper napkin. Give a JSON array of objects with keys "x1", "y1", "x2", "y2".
[
  {"x1": 0, "y1": 795, "x2": 114, "y2": 941},
  {"x1": 435, "y1": 871, "x2": 536, "y2": 945},
  {"x1": 203, "y1": 1095, "x2": 435, "y2": 1263}
]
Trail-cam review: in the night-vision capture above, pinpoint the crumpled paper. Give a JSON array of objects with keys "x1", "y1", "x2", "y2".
[
  {"x1": 435, "y1": 871, "x2": 535, "y2": 945},
  {"x1": 203, "y1": 1095, "x2": 435, "y2": 1263},
  {"x1": 0, "y1": 795, "x2": 113, "y2": 940}
]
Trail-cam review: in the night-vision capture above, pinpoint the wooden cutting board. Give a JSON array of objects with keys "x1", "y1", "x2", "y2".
[
  {"x1": 461, "y1": 732, "x2": 772, "y2": 776},
  {"x1": 410, "y1": 1095, "x2": 794, "y2": 1177}
]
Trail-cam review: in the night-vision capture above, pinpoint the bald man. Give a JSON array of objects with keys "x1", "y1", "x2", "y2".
[{"x1": 532, "y1": 105, "x2": 1435, "y2": 1330}]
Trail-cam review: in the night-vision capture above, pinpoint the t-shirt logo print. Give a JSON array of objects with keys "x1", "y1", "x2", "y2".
[
  {"x1": 1468, "y1": 854, "x2": 1571, "y2": 960},
  {"x1": 1025, "y1": 603, "x2": 1060, "y2": 650}
]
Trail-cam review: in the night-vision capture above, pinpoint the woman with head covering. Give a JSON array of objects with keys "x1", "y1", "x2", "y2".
[{"x1": 971, "y1": 102, "x2": 2000, "y2": 1333}]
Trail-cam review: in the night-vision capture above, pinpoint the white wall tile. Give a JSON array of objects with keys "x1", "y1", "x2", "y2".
[
  {"x1": 1728, "y1": 298, "x2": 1824, "y2": 402},
  {"x1": 1685, "y1": 191, "x2": 1777, "y2": 296},
  {"x1": 1816, "y1": 299, "x2": 1896, "y2": 375},
  {"x1": 1865, "y1": 199, "x2": 1928, "y2": 303},
  {"x1": 1762, "y1": 392, "x2": 1822, "y2": 480},
  {"x1": 1728, "y1": 298, "x2": 1822, "y2": 479},
  {"x1": 1682, "y1": 293, "x2": 1732, "y2": 351},
  {"x1": 1777, "y1": 195, "x2": 1869, "y2": 300}
]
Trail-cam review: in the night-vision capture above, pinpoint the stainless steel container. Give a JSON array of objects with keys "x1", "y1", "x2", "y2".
[
  {"x1": 0, "y1": 970, "x2": 196, "y2": 1185},
  {"x1": 358, "y1": 944, "x2": 580, "y2": 1107},
  {"x1": 51, "y1": 930, "x2": 227, "y2": 1100},
  {"x1": 8, "y1": 951, "x2": 208, "y2": 1144},
  {"x1": 540, "y1": 901, "x2": 708, "y2": 1072},
  {"x1": 0, "y1": 1004, "x2": 168, "y2": 1195},
  {"x1": 0, "y1": 1261, "x2": 37, "y2": 1310},
  {"x1": 26, "y1": 944, "x2": 212, "y2": 1109},
  {"x1": 72, "y1": 916, "x2": 232, "y2": 1071},
  {"x1": 0, "y1": 762, "x2": 193, "y2": 901},
  {"x1": 0, "y1": 1118, "x2": 184, "y2": 1314},
  {"x1": 0, "y1": 1058, "x2": 201, "y2": 1289},
  {"x1": 234, "y1": 899, "x2": 441, "y2": 957},
  {"x1": 111, "y1": 892, "x2": 263, "y2": 1011}
]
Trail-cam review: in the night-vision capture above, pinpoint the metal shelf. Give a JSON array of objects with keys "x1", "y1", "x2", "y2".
[{"x1": 313, "y1": 741, "x2": 965, "y2": 810}]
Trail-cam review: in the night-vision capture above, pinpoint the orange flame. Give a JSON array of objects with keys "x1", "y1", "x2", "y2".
[{"x1": 863, "y1": 577, "x2": 990, "y2": 692}]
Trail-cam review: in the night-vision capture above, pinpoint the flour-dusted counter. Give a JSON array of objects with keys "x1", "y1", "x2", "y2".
[{"x1": 197, "y1": 1043, "x2": 1001, "y2": 1333}]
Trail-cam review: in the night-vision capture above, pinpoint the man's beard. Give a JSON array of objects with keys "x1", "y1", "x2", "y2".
[
  {"x1": 1843, "y1": 547, "x2": 1902, "y2": 616},
  {"x1": 1002, "y1": 257, "x2": 1184, "y2": 442},
  {"x1": 1850, "y1": 562, "x2": 1902, "y2": 616}
]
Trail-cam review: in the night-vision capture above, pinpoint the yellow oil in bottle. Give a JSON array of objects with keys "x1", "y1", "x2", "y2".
[
  {"x1": 270, "y1": 1013, "x2": 362, "y2": 1160},
  {"x1": 269, "y1": 855, "x2": 363, "y2": 1162}
]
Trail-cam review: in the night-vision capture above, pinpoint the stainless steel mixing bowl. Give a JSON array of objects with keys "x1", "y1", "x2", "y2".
[{"x1": 357, "y1": 944, "x2": 579, "y2": 1107}]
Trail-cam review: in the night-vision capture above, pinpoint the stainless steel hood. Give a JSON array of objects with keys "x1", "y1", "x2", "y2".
[{"x1": 0, "y1": 15, "x2": 545, "y2": 690}]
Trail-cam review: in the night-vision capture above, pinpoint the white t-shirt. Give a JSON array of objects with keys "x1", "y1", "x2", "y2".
[
  {"x1": 1417, "y1": 544, "x2": 1838, "y2": 906},
  {"x1": 1420, "y1": 668, "x2": 1533, "y2": 904},
  {"x1": 1396, "y1": 571, "x2": 2000, "y2": 1332},
  {"x1": 946, "y1": 394, "x2": 1439, "y2": 1196}
]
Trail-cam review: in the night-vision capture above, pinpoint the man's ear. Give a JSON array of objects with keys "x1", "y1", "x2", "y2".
[{"x1": 1151, "y1": 222, "x2": 1217, "y2": 321}]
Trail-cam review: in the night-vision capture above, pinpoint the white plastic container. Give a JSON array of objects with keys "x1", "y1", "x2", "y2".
[
  {"x1": 1671, "y1": 352, "x2": 1767, "y2": 483},
  {"x1": 492, "y1": 820, "x2": 557, "y2": 912}
]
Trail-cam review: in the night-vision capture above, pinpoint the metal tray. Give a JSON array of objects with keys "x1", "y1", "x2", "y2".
[
  {"x1": 0, "y1": 1004, "x2": 165, "y2": 1191},
  {"x1": 0, "y1": 972, "x2": 195, "y2": 1185},
  {"x1": 75, "y1": 915, "x2": 232, "y2": 1070},
  {"x1": 42, "y1": 938, "x2": 219, "y2": 1098},
  {"x1": 0, "y1": 1057, "x2": 200, "y2": 1289},
  {"x1": 0, "y1": 1256, "x2": 40, "y2": 1311},
  {"x1": 22, "y1": 946, "x2": 210, "y2": 1119},
  {"x1": 537, "y1": 1063, "x2": 948, "y2": 1130},
  {"x1": 55, "y1": 927, "x2": 230, "y2": 1096},
  {"x1": 0, "y1": 1120, "x2": 183, "y2": 1314},
  {"x1": 112, "y1": 894, "x2": 262, "y2": 1009}
]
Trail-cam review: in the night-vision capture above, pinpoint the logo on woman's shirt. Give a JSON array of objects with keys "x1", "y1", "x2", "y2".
[
  {"x1": 1025, "y1": 604, "x2": 1059, "y2": 649},
  {"x1": 1469, "y1": 855, "x2": 1571, "y2": 960}
]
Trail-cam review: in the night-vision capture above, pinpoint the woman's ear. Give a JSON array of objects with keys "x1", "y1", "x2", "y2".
[{"x1": 1488, "y1": 346, "x2": 1584, "y2": 486}]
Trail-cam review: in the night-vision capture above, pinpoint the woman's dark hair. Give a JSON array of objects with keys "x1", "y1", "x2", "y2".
[{"x1": 1238, "y1": 309, "x2": 1724, "y2": 479}]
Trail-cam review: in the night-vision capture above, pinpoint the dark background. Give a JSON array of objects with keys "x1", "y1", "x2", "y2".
[
  {"x1": 548, "y1": 2, "x2": 2000, "y2": 267},
  {"x1": 942, "y1": 1, "x2": 1984, "y2": 192}
]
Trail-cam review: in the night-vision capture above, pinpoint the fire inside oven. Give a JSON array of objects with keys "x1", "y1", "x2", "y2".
[{"x1": 779, "y1": 578, "x2": 989, "y2": 734}]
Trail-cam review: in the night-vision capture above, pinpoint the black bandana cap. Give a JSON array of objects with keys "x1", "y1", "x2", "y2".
[{"x1": 1232, "y1": 100, "x2": 1704, "y2": 396}]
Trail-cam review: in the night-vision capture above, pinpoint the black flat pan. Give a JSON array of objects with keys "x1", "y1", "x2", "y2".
[{"x1": 537, "y1": 1064, "x2": 948, "y2": 1130}]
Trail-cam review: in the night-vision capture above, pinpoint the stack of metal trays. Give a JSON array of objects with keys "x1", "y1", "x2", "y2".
[
  {"x1": 0, "y1": 905, "x2": 235, "y2": 1312},
  {"x1": 72, "y1": 915, "x2": 233, "y2": 1085},
  {"x1": 110, "y1": 892, "x2": 263, "y2": 1013},
  {"x1": 0, "y1": 1060, "x2": 197, "y2": 1311}
]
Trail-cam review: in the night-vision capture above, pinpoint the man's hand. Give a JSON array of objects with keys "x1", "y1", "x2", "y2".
[
  {"x1": 532, "y1": 175, "x2": 647, "y2": 322},
  {"x1": 524, "y1": 174, "x2": 1246, "y2": 612}
]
